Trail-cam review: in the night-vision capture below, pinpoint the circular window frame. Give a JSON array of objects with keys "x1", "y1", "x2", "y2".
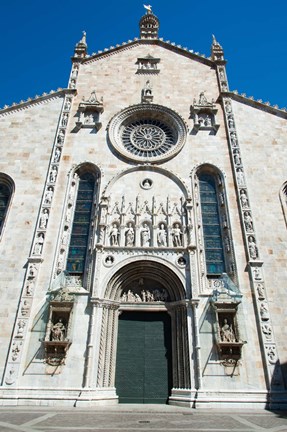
[{"x1": 108, "y1": 104, "x2": 188, "y2": 163}]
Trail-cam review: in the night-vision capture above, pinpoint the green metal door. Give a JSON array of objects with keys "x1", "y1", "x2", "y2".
[{"x1": 115, "y1": 311, "x2": 172, "y2": 404}]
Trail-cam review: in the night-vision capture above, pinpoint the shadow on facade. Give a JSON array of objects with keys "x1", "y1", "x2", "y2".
[
  {"x1": 23, "y1": 302, "x2": 49, "y2": 373},
  {"x1": 267, "y1": 360, "x2": 287, "y2": 412}
]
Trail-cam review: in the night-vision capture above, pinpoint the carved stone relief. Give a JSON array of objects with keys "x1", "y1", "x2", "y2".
[
  {"x1": 99, "y1": 195, "x2": 189, "y2": 248},
  {"x1": 76, "y1": 90, "x2": 104, "y2": 131},
  {"x1": 222, "y1": 91, "x2": 281, "y2": 385},
  {"x1": 136, "y1": 54, "x2": 160, "y2": 74},
  {"x1": 190, "y1": 92, "x2": 219, "y2": 132}
]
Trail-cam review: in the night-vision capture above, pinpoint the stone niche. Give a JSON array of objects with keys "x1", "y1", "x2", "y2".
[
  {"x1": 43, "y1": 289, "x2": 74, "y2": 367},
  {"x1": 212, "y1": 299, "x2": 244, "y2": 362},
  {"x1": 190, "y1": 92, "x2": 219, "y2": 132},
  {"x1": 76, "y1": 90, "x2": 104, "y2": 131}
]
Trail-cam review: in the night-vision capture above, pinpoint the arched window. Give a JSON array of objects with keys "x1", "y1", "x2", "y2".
[
  {"x1": 66, "y1": 172, "x2": 97, "y2": 274},
  {"x1": 198, "y1": 173, "x2": 225, "y2": 275},
  {"x1": 0, "y1": 174, "x2": 14, "y2": 237}
]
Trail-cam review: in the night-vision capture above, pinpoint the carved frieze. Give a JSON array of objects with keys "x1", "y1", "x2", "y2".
[{"x1": 136, "y1": 54, "x2": 160, "y2": 74}]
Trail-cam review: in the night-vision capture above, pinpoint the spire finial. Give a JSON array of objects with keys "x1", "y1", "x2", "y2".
[
  {"x1": 143, "y1": 4, "x2": 152, "y2": 14},
  {"x1": 139, "y1": 6, "x2": 159, "y2": 39},
  {"x1": 80, "y1": 31, "x2": 87, "y2": 46},
  {"x1": 211, "y1": 34, "x2": 225, "y2": 63},
  {"x1": 73, "y1": 30, "x2": 88, "y2": 59}
]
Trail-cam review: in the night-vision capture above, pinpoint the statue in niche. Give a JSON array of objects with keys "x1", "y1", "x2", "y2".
[
  {"x1": 172, "y1": 223, "x2": 182, "y2": 247},
  {"x1": 57, "y1": 129, "x2": 65, "y2": 144},
  {"x1": 233, "y1": 150, "x2": 241, "y2": 166},
  {"x1": 142, "y1": 178, "x2": 152, "y2": 189},
  {"x1": 51, "y1": 318, "x2": 66, "y2": 341},
  {"x1": 141, "y1": 223, "x2": 150, "y2": 246},
  {"x1": 16, "y1": 320, "x2": 26, "y2": 338},
  {"x1": 230, "y1": 132, "x2": 237, "y2": 147},
  {"x1": 21, "y1": 300, "x2": 29, "y2": 316},
  {"x1": 220, "y1": 319, "x2": 235, "y2": 342},
  {"x1": 219, "y1": 69, "x2": 225, "y2": 80},
  {"x1": 157, "y1": 224, "x2": 167, "y2": 246},
  {"x1": 228, "y1": 116, "x2": 235, "y2": 129},
  {"x1": 204, "y1": 115, "x2": 212, "y2": 127},
  {"x1": 144, "y1": 80, "x2": 152, "y2": 95},
  {"x1": 225, "y1": 100, "x2": 232, "y2": 113},
  {"x1": 253, "y1": 267, "x2": 261, "y2": 280},
  {"x1": 105, "y1": 255, "x2": 114, "y2": 266},
  {"x1": 44, "y1": 187, "x2": 54, "y2": 205},
  {"x1": 110, "y1": 224, "x2": 119, "y2": 246},
  {"x1": 248, "y1": 236, "x2": 258, "y2": 259},
  {"x1": 62, "y1": 113, "x2": 68, "y2": 126},
  {"x1": 240, "y1": 190, "x2": 249, "y2": 208},
  {"x1": 26, "y1": 279, "x2": 34, "y2": 296},
  {"x1": 39, "y1": 209, "x2": 49, "y2": 229},
  {"x1": 260, "y1": 302, "x2": 269, "y2": 320},
  {"x1": 69, "y1": 80, "x2": 76, "y2": 89},
  {"x1": 64, "y1": 98, "x2": 71, "y2": 111},
  {"x1": 125, "y1": 223, "x2": 134, "y2": 246},
  {"x1": 28, "y1": 263, "x2": 38, "y2": 278},
  {"x1": 262, "y1": 323, "x2": 272, "y2": 340},
  {"x1": 257, "y1": 283, "x2": 265, "y2": 299},
  {"x1": 34, "y1": 233, "x2": 44, "y2": 255},
  {"x1": 85, "y1": 113, "x2": 94, "y2": 124},
  {"x1": 54, "y1": 147, "x2": 61, "y2": 163},
  {"x1": 244, "y1": 212, "x2": 253, "y2": 232},
  {"x1": 236, "y1": 168, "x2": 245, "y2": 185},
  {"x1": 49, "y1": 166, "x2": 57, "y2": 183}
]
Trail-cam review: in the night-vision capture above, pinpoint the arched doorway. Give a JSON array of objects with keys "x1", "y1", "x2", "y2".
[{"x1": 96, "y1": 259, "x2": 191, "y2": 404}]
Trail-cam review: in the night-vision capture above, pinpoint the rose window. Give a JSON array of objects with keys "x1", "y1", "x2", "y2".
[
  {"x1": 108, "y1": 104, "x2": 188, "y2": 163},
  {"x1": 121, "y1": 120, "x2": 175, "y2": 157}
]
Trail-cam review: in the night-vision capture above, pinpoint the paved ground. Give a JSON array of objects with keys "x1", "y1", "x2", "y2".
[{"x1": 0, "y1": 405, "x2": 286, "y2": 432}]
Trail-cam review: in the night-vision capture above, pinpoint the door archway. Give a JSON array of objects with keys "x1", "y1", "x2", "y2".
[{"x1": 96, "y1": 259, "x2": 191, "y2": 404}]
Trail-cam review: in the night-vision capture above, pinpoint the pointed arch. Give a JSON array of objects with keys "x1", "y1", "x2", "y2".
[
  {"x1": 194, "y1": 163, "x2": 237, "y2": 279},
  {"x1": 65, "y1": 163, "x2": 101, "y2": 277}
]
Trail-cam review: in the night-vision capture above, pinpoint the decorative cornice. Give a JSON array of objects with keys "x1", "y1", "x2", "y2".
[
  {"x1": 224, "y1": 91, "x2": 287, "y2": 119},
  {"x1": 0, "y1": 89, "x2": 76, "y2": 115},
  {"x1": 83, "y1": 39, "x2": 213, "y2": 67}
]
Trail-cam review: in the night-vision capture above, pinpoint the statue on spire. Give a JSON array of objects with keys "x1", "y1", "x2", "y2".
[{"x1": 143, "y1": 4, "x2": 152, "y2": 13}]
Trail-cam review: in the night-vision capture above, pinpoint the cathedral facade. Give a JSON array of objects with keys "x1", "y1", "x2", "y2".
[{"x1": 0, "y1": 9, "x2": 287, "y2": 408}]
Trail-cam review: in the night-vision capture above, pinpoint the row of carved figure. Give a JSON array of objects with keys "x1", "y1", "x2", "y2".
[
  {"x1": 108, "y1": 222, "x2": 183, "y2": 247},
  {"x1": 121, "y1": 288, "x2": 169, "y2": 303},
  {"x1": 32, "y1": 95, "x2": 72, "y2": 257}
]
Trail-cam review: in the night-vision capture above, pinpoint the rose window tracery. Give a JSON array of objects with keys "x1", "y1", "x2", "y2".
[
  {"x1": 122, "y1": 120, "x2": 174, "y2": 157},
  {"x1": 108, "y1": 104, "x2": 188, "y2": 163}
]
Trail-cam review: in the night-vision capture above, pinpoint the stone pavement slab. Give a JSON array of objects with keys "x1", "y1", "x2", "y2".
[{"x1": 0, "y1": 406, "x2": 286, "y2": 432}]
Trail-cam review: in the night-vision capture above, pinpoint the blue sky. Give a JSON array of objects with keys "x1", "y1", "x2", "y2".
[{"x1": 0, "y1": 0, "x2": 286, "y2": 108}]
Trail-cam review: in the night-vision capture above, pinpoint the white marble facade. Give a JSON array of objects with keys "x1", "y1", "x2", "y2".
[{"x1": 0, "y1": 9, "x2": 286, "y2": 408}]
